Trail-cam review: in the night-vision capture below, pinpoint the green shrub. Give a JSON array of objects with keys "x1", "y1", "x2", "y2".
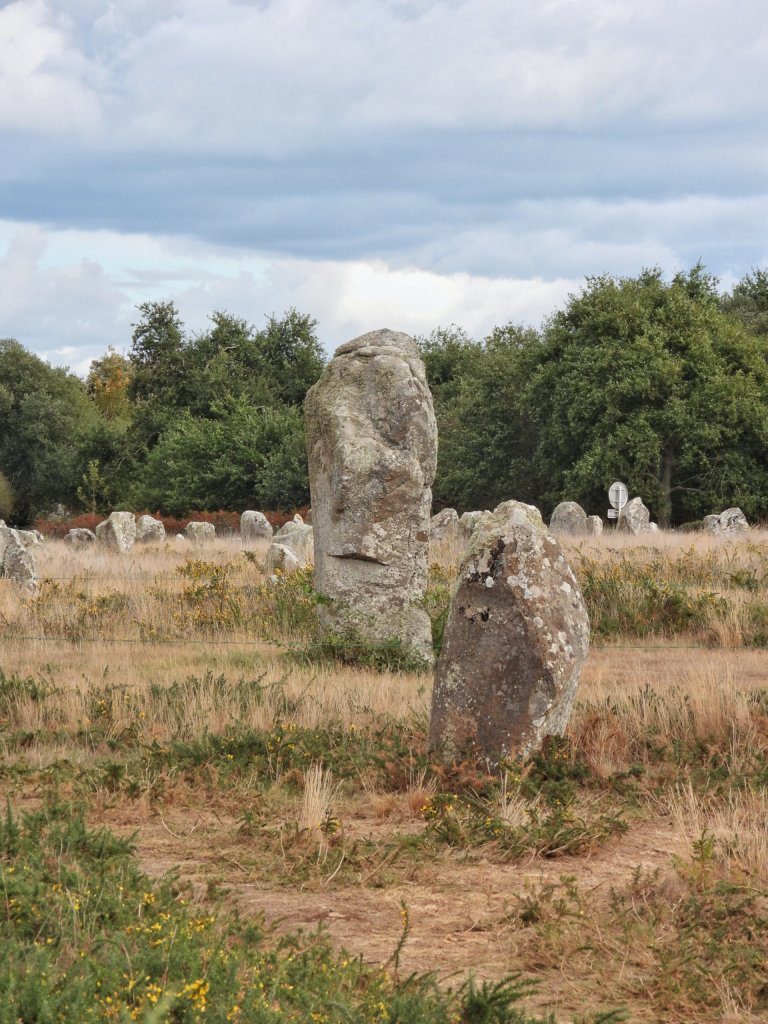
[
  {"x1": 577, "y1": 558, "x2": 726, "y2": 639},
  {"x1": 0, "y1": 471, "x2": 12, "y2": 521},
  {"x1": 290, "y1": 628, "x2": 431, "y2": 673}
]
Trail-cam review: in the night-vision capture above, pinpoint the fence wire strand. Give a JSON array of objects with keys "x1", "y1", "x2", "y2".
[{"x1": 0, "y1": 633, "x2": 753, "y2": 653}]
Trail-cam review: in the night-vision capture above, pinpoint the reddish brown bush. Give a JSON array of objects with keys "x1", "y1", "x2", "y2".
[{"x1": 35, "y1": 507, "x2": 310, "y2": 538}]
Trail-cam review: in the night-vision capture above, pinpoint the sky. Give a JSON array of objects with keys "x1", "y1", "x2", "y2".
[{"x1": 0, "y1": 0, "x2": 766, "y2": 373}]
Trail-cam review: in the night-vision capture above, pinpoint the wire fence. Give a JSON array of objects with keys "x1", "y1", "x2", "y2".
[{"x1": 0, "y1": 633, "x2": 754, "y2": 653}]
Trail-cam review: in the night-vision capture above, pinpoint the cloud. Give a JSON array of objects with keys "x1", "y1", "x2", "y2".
[
  {"x1": 0, "y1": 220, "x2": 580, "y2": 371},
  {"x1": 45, "y1": 0, "x2": 768, "y2": 149},
  {"x1": 0, "y1": 224, "x2": 130, "y2": 370},
  {"x1": 0, "y1": 1, "x2": 101, "y2": 134},
  {"x1": 0, "y1": 0, "x2": 766, "y2": 370}
]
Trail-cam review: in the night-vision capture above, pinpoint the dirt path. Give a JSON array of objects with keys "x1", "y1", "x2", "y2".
[{"x1": 99, "y1": 803, "x2": 679, "y2": 1020}]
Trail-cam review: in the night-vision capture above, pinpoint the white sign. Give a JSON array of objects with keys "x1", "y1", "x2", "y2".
[
  {"x1": 609, "y1": 481, "x2": 628, "y2": 510},
  {"x1": 607, "y1": 509, "x2": 618, "y2": 519}
]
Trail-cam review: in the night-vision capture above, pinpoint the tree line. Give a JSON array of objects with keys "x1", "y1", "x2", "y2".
[{"x1": 1, "y1": 265, "x2": 767, "y2": 528}]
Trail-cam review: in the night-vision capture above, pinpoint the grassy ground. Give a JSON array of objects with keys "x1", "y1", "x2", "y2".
[{"x1": 1, "y1": 530, "x2": 767, "y2": 1022}]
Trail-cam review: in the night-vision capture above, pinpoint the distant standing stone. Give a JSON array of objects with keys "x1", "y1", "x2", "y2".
[
  {"x1": 430, "y1": 508, "x2": 460, "y2": 543},
  {"x1": 275, "y1": 521, "x2": 303, "y2": 538},
  {"x1": 305, "y1": 328, "x2": 437, "y2": 664},
  {"x1": 617, "y1": 497, "x2": 650, "y2": 535},
  {"x1": 585, "y1": 515, "x2": 603, "y2": 535},
  {"x1": 264, "y1": 542, "x2": 300, "y2": 576},
  {"x1": 0, "y1": 526, "x2": 38, "y2": 589},
  {"x1": 95, "y1": 512, "x2": 136, "y2": 553},
  {"x1": 65, "y1": 528, "x2": 96, "y2": 549},
  {"x1": 184, "y1": 522, "x2": 215, "y2": 545},
  {"x1": 241, "y1": 511, "x2": 273, "y2": 543},
  {"x1": 429, "y1": 500, "x2": 590, "y2": 764},
  {"x1": 136, "y1": 515, "x2": 166, "y2": 544},
  {"x1": 704, "y1": 508, "x2": 749, "y2": 536},
  {"x1": 458, "y1": 511, "x2": 492, "y2": 544},
  {"x1": 550, "y1": 501, "x2": 587, "y2": 535},
  {"x1": 277, "y1": 524, "x2": 314, "y2": 565}
]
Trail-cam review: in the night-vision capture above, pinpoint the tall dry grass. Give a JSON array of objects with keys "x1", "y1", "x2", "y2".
[
  {"x1": 667, "y1": 782, "x2": 768, "y2": 884},
  {"x1": 572, "y1": 653, "x2": 763, "y2": 778}
]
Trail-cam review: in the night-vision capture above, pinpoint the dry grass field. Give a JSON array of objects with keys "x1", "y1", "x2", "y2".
[{"x1": 1, "y1": 529, "x2": 767, "y2": 1022}]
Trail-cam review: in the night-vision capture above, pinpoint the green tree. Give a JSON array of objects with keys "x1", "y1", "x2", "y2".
[
  {"x1": 527, "y1": 267, "x2": 768, "y2": 525},
  {"x1": 183, "y1": 309, "x2": 325, "y2": 416},
  {"x1": 721, "y1": 268, "x2": 768, "y2": 338},
  {"x1": 86, "y1": 347, "x2": 134, "y2": 422},
  {"x1": 423, "y1": 325, "x2": 542, "y2": 511},
  {"x1": 0, "y1": 340, "x2": 100, "y2": 523},
  {"x1": 254, "y1": 309, "x2": 326, "y2": 406},
  {"x1": 77, "y1": 459, "x2": 111, "y2": 514},
  {"x1": 121, "y1": 303, "x2": 325, "y2": 512},
  {"x1": 132, "y1": 402, "x2": 309, "y2": 515}
]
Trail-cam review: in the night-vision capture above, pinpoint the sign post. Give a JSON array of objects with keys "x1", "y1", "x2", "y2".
[{"x1": 608, "y1": 481, "x2": 628, "y2": 526}]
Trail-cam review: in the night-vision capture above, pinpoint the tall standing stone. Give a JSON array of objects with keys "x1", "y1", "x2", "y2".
[
  {"x1": 305, "y1": 329, "x2": 437, "y2": 663},
  {"x1": 429, "y1": 501, "x2": 590, "y2": 763}
]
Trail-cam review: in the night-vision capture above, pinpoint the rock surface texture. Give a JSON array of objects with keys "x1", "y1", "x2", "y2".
[
  {"x1": 184, "y1": 522, "x2": 215, "y2": 545},
  {"x1": 617, "y1": 497, "x2": 650, "y2": 535},
  {"x1": 136, "y1": 515, "x2": 166, "y2": 544},
  {"x1": 65, "y1": 528, "x2": 97, "y2": 549},
  {"x1": 15, "y1": 530, "x2": 43, "y2": 548},
  {"x1": 704, "y1": 508, "x2": 749, "y2": 535},
  {"x1": 549, "y1": 501, "x2": 587, "y2": 535},
  {"x1": 275, "y1": 521, "x2": 304, "y2": 538},
  {"x1": 0, "y1": 526, "x2": 38, "y2": 589},
  {"x1": 305, "y1": 328, "x2": 438, "y2": 663},
  {"x1": 95, "y1": 512, "x2": 136, "y2": 553},
  {"x1": 429, "y1": 500, "x2": 590, "y2": 763},
  {"x1": 241, "y1": 511, "x2": 273, "y2": 542}
]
